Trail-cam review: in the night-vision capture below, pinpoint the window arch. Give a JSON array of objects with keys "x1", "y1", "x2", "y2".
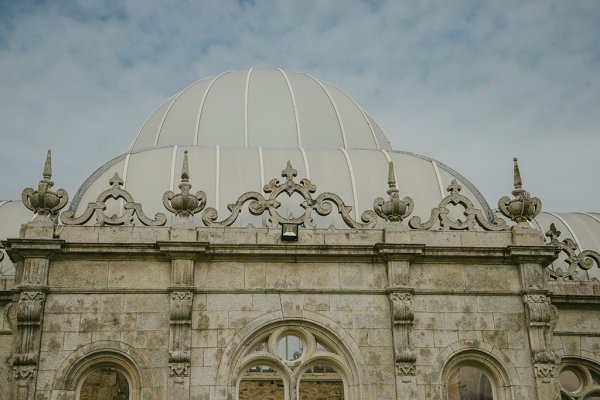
[
  {"x1": 235, "y1": 325, "x2": 351, "y2": 400},
  {"x1": 443, "y1": 351, "x2": 512, "y2": 400},
  {"x1": 559, "y1": 358, "x2": 600, "y2": 400}
]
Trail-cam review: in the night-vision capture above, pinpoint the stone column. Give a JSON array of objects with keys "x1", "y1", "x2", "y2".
[
  {"x1": 159, "y1": 240, "x2": 207, "y2": 400},
  {"x1": 3, "y1": 219, "x2": 63, "y2": 400},
  {"x1": 509, "y1": 245, "x2": 561, "y2": 400},
  {"x1": 378, "y1": 242, "x2": 423, "y2": 400}
]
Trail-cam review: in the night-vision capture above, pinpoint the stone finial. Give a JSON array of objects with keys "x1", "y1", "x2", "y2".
[
  {"x1": 21, "y1": 150, "x2": 68, "y2": 218},
  {"x1": 163, "y1": 151, "x2": 207, "y2": 218},
  {"x1": 373, "y1": 162, "x2": 413, "y2": 222},
  {"x1": 498, "y1": 157, "x2": 541, "y2": 225}
]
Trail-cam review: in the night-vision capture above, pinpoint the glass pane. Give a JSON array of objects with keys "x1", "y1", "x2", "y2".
[
  {"x1": 79, "y1": 368, "x2": 129, "y2": 400},
  {"x1": 239, "y1": 365, "x2": 284, "y2": 400},
  {"x1": 277, "y1": 335, "x2": 303, "y2": 361},
  {"x1": 559, "y1": 369, "x2": 581, "y2": 393},
  {"x1": 447, "y1": 365, "x2": 494, "y2": 400},
  {"x1": 300, "y1": 365, "x2": 344, "y2": 400}
]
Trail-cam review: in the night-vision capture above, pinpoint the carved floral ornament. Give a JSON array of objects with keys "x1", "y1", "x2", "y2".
[
  {"x1": 23, "y1": 152, "x2": 541, "y2": 232},
  {"x1": 545, "y1": 223, "x2": 600, "y2": 281}
]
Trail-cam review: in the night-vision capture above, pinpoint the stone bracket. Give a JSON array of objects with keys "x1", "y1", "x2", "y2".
[{"x1": 389, "y1": 290, "x2": 416, "y2": 376}]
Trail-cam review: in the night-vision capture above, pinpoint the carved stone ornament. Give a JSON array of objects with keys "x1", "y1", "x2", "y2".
[
  {"x1": 13, "y1": 365, "x2": 36, "y2": 381},
  {"x1": 534, "y1": 363, "x2": 557, "y2": 379},
  {"x1": 545, "y1": 223, "x2": 600, "y2": 280},
  {"x1": 202, "y1": 161, "x2": 378, "y2": 228},
  {"x1": 373, "y1": 162, "x2": 413, "y2": 222},
  {"x1": 21, "y1": 150, "x2": 68, "y2": 218},
  {"x1": 498, "y1": 157, "x2": 542, "y2": 225},
  {"x1": 524, "y1": 294, "x2": 559, "y2": 365},
  {"x1": 409, "y1": 179, "x2": 507, "y2": 231},
  {"x1": 163, "y1": 150, "x2": 207, "y2": 218},
  {"x1": 169, "y1": 362, "x2": 190, "y2": 378},
  {"x1": 61, "y1": 173, "x2": 167, "y2": 226},
  {"x1": 389, "y1": 292, "x2": 416, "y2": 376}
]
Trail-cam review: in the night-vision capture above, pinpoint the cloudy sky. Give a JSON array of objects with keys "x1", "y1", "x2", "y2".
[{"x1": 0, "y1": 0, "x2": 598, "y2": 212}]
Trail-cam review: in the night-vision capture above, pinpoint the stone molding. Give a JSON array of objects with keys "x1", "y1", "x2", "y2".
[{"x1": 388, "y1": 291, "x2": 416, "y2": 376}]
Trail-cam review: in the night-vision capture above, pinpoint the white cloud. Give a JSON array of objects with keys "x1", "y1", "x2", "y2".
[{"x1": 0, "y1": 0, "x2": 598, "y2": 211}]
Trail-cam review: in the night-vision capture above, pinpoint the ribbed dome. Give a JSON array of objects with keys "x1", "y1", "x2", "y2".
[{"x1": 129, "y1": 68, "x2": 391, "y2": 151}]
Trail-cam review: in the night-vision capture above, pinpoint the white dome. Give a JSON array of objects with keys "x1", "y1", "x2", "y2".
[{"x1": 129, "y1": 68, "x2": 391, "y2": 151}]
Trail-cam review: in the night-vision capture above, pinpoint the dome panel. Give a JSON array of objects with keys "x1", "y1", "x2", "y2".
[
  {"x1": 198, "y1": 70, "x2": 247, "y2": 148},
  {"x1": 156, "y1": 78, "x2": 213, "y2": 148},
  {"x1": 247, "y1": 69, "x2": 298, "y2": 148},
  {"x1": 286, "y1": 72, "x2": 344, "y2": 149},
  {"x1": 323, "y1": 82, "x2": 379, "y2": 150},
  {"x1": 132, "y1": 98, "x2": 173, "y2": 150}
]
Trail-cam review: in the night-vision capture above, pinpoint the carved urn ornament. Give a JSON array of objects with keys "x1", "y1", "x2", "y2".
[
  {"x1": 498, "y1": 157, "x2": 541, "y2": 225},
  {"x1": 163, "y1": 151, "x2": 207, "y2": 218},
  {"x1": 373, "y1": 162, "x2": 413, "y2": 222},
  {"x1": 21, "y1": 150, "x2": 68, "y2": 219}
]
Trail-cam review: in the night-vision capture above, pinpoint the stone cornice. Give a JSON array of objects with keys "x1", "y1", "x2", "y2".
[{"x1": 1, "y1": 239, "x2": 65, "y2": 262}]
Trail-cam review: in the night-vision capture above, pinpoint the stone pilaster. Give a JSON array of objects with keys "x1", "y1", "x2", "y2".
[
  {"x1": 509, "y1": 246, "x2": 561, "y2": 400},
  {"x1": 159, "y1": 241, "x2": 207, "y2": 400},
  {"x1": 377, "y1": 242, "x2": 423, "y2": 400},
  {"x1": 3, "y1": 234, "x2": 63, "y2": 400}
]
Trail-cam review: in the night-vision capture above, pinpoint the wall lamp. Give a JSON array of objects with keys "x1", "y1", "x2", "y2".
[{"x1": 281, "y1": 223, "x2": 300, "y2": 241}]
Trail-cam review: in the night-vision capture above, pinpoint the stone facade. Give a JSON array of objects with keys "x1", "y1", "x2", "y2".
[
  {"x1": 0, "y1": 154, "x2": 599, "y2": 400},
  {"x1": 0, "y1": 212, "x2": 598, "y2": 399}
]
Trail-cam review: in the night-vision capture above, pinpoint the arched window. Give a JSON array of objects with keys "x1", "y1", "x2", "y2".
[
  {"x1": 78, "y1": 366, "x2": 130, "y2": 400},
  {"x1": 559, "y1": 359, "x2": 600, "y2": 400},
  {"x1": 236, "y1": 326, "x2": 349, "y2": 400},
  {"x1": 447, "y1": 364, "x2": 495, "y2": 400},
  {"x1": 442, "y1": 351, "x2": 513, "y2": 400}
]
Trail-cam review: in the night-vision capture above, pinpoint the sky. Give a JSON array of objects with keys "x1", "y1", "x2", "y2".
[{"x1": 0, "y1": 0, "x2": 599, "y2": 212}]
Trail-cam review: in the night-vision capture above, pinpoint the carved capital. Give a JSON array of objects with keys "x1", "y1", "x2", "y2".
[
  {"x1": 170, "y1": 291, "x2": 193, "y2": 322},
  {"x1": 396, "y1": 362, "x2": 416, "y2": 376},
  {"x1": 534, "y1": 363, "x2": 557, "y2": 379},
  {"x1": 169, "y1": 362, "x2": 190, "y2": 378},
  {"x1": 13, "y1": 365, "x2": 36, "y2": 381},
  {"x1": 17, "y1": 291, "x2": 46, "y2": 324},
  {"x1": 389, "y1": 292, "x2": 414, "y2": 323}
]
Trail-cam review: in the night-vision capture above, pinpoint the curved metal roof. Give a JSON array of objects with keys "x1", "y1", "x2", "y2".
[
  {"x1": 129, "y1": 68, "x2": 391, "y2": 152},
  {"x1": 70, "y1": 146, "x2": 491, "y2": 229}
]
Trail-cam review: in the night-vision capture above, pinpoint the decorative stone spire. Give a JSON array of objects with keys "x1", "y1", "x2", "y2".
[
  {"x1": 163, "y1": 151, "x2": 207, "y2": 218},
  {"x1": 373, "y1": 162, "x2": 413, "y2": 222},
  {"x1": 498, "y1": 157, "x2": 541, "y2": 226},
  {"x1": 21, "y1": 150, "x2": 68, "y2": 219}
]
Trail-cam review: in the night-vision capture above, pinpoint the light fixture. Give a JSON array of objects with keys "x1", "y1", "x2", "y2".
[{"x1": 281, "y1": 223, "x2": 299, "y2": 241}]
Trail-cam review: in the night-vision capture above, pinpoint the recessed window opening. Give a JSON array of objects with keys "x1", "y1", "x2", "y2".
[
  {"x1": 447, "y1": 364, "x2": 494, "y2": 400},
  {"x1": 559, "y1": 360, "x2": 600, "y2": 400},
  {"x1": 78, "y1": 367, "x2": 130, "y2": 400}
]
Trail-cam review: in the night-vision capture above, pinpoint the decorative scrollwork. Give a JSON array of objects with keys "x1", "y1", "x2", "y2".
[
  {"x1": 201, "y1": 161, "x2": 378, "y2": 228},
  {"x1": 373, "y1": 162, "x2": 413, "y2": 223},
  {"x1": 163, "y1": 151, "x2": 207, "y2": 218},
  {"x1": 408, "y1": 179, "x2": 507, "y2": 231},
  {"x1": 21, "y1": 150, "x2": 68, "y2": 219},
  {"x1": 545, "y1": 223, "x2": 600, "y2": 280},
  {"x1": 61, "y1": 173, "x2": 167, "y2": 226},
  {"x1": 498, "y1": 157, "x2": 541, "y2": 226}
]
